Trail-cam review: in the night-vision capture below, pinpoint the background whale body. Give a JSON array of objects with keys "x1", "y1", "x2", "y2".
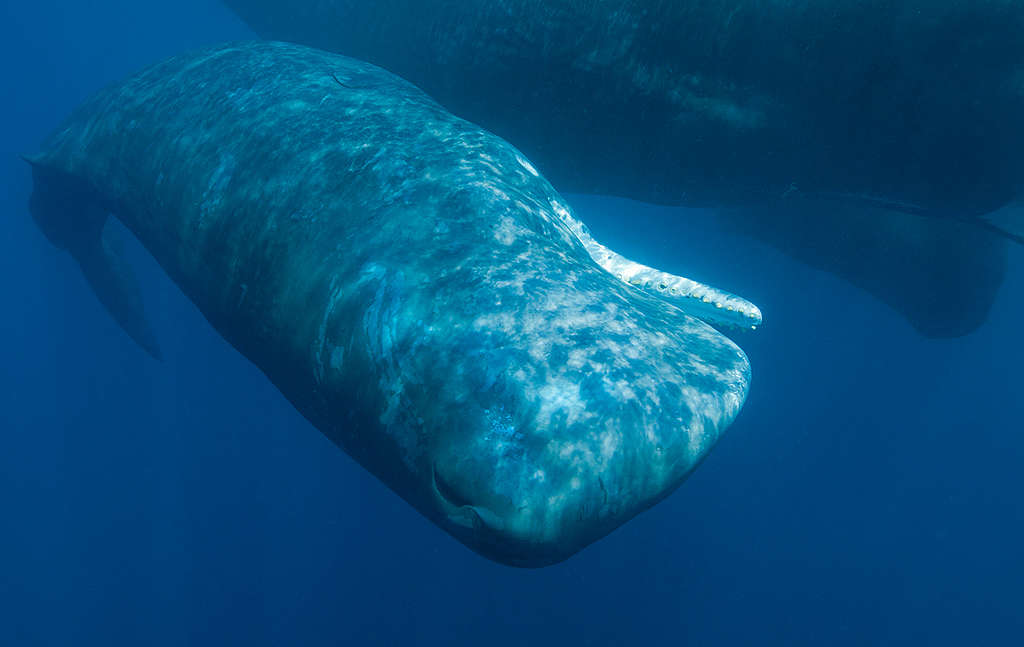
[
  {"x1": 26, "y1": 41, "x2": 751, "y2": 566},
  {"x1": 223, "y1": 0, "x2": 1024, "y2": 336}
]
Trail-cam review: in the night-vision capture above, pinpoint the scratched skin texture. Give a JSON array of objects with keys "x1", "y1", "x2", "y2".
[
  {"x1": 222, "y1": 0, "x2": 1024, "y2": 338},
  {"x1": 29, "y1": 41, "x2": 751, "y2": 566}
]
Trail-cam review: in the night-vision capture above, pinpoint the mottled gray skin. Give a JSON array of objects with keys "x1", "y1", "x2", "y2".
[
  {"x1": 224, "y1": 0, "x2": 1024, "y2": 337},
  {"x1": 28, "y1": 42, "x2": 750, "y2": 566}
]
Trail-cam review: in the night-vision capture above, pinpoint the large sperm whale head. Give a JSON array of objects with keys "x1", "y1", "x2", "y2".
[
  {"x1": 420, "y1": 276, "x2": 750, "y2": 566},
  {"x1": 391, "y1": 185, "x2": 754, "y2": 566}
]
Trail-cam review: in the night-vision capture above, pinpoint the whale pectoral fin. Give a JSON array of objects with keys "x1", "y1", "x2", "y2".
[
  {"x1": 979, "y1": 199, "x2": 1024, "y2": 245},
  {"x1": 720, "y1": 199, "x2": 1007, "y2": 338},
  {"x1": 25, "y1": 157, "x2": 162, "y2": 360},
  {"x1": 80, "y1": 222, "x2": 164, "y2": 360}
]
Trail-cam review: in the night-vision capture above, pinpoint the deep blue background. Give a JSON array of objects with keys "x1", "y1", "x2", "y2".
[{"x1": 2, "y1": 1, "x2": 1022, "y2": 645}]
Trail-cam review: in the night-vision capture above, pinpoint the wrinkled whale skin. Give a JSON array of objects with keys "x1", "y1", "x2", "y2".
[{"x1": 27, "y1": 42, "x2": 751, "y2": 566}]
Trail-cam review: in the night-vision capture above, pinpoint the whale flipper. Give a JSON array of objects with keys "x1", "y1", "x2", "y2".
[
  {"x1": 979, "y1": 199, "x2": 1024, "y2": 246},
  {"x1": 721, "y1": 198, "x2": 1007, "y2": 338},
  {"x1": 25, "y1": 159, "x2": 162, "y2": 360}
]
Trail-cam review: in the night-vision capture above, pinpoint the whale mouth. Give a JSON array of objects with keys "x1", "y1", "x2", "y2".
[
  {"x1": 431, "y1": 464, "x2": 483, "y2": 530},
  {"x1": 432, "y1": 464, "x2": 473, "y2": 509},
  {"x1": 431, "y1": 464, "x2": 548, "y2": 565},
  {"x1": 431, "y1": 463, "x2": 512, "y2": 534},
  {"x1": 431, "y1": 463, "x2": 570, "y2": 567}
]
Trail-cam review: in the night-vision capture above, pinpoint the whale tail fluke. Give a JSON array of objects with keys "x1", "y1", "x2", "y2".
[{"x1": 24, "y1": 156, "x2": 163, "y2": 360}]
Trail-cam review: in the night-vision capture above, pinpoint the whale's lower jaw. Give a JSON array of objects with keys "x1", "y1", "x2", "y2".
[
  {"x1": 431, "y1": 479, "x2": 583, "y2": 568},
  {"x1": 433, "y1": 491, "x2": 657, "y2": 568},
  {"x1": 428, "y1": 427, "x2": 705, "y2": 569},
  {"x1": 432, "y1": 483, "x2": 562, "y2": 567}
]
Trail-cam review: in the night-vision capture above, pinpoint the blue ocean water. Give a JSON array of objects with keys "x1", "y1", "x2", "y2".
[{"x1": 1, "y1": 1, "x2": 1022, "y2": 645}]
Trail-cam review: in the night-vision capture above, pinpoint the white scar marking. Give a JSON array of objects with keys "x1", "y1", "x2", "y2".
[{"x1": 516, "y1": 154, "x2": 540, "y2": 176}]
